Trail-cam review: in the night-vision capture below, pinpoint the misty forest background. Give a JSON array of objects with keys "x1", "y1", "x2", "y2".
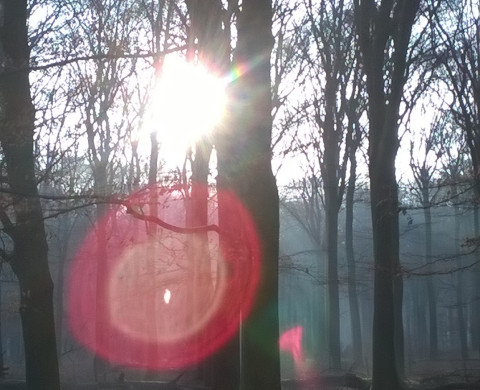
[{"x1": 1, "y1": 0, "x2": 480, "y2": 389}]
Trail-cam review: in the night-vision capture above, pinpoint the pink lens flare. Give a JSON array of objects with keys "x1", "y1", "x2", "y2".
[
  {"x1": 67, "y1": 184, "x2": 260, "y2": 370},
  {"x1": 279, "y1": 325, "x2": 304, "y2": 363},
  {"x1": 280, "y1": 325, "x2": 319, "y2": 385}
]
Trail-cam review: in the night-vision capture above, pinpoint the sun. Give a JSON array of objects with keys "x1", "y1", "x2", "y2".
[{"x1": 142, "y1": 56, "x2": 227, "y2": 164}]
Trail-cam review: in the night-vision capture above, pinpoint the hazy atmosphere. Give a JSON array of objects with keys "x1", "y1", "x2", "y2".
[{"x1": 1, "y1": 1, "x2": 480, "y2": 389}]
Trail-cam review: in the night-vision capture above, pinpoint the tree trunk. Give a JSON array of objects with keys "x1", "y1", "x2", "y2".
[
  {"x1": 345, "y1": 148, "x2": 363, "y2": 369},
  {"x1": 142, "y1": 129, "x2": 160, "y2": 381},
  {"x1": 412, "y1": 279, "x2": 427, "y2": 358},
  {"x1": 216, "y1": 0, "x2": 280, "y2": 389},
  {"x1": 93, "y1": 164, "x2": 110, "y2": 383},
  {"x1": 422, "y1": 191, "x2": 438, "y2": 359},
  {"x1": 0, "y1": 281, "x2": 3, "y2": 373},
  {"x1": 394, "y1": 263, "x2": 405, "y2": 378},
  {"x1": 185, "y1": 1, "x2": 236, "y2": 387},
  {"x1": 369, "y1": 156, "x2": 402, "y2": 389},
  {"x1": 453, "y1": 191, "x2": 468, "y2": 363},
  {"x1": 323, "y1": 77, "x2": 341, "y2": 370},
  {"x1": 54, "y1": 216, "x2": 72, "y2": 358},
  {"x1": 0, "y1": 2, "x2": 60, "y2": 388},
  {"x1": 354, "y1": 1, "x2": 420, "y2": 387},
  {"x1": 472, "y1": 205, "x2": 480, "y2": 357},
  {"x1": 364, "y1": 34, "x2": 405, "y2": 388}
]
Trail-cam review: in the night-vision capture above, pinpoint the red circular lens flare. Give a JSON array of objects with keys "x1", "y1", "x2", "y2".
[{"x1": 67, "y1": 185, "x2": 260, "y2": 370}]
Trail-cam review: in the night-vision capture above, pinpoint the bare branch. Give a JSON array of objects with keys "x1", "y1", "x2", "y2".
[{"x1": 123, "y1": 199, "x2": 222, "y2": 235}]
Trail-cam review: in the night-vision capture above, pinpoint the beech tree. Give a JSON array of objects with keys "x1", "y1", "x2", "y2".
[
  {"x1": 434, "y1": 0, "x2": 480, "y2": 356},
  {"x1": 301, "y1": 0, "x2": 358, "y2": 368},
  {"x1": 408, "y1": 114, "x2": 449, "y2": 360},
  {"x1": 0, "y1": 1, "x2": 60, "y2": 389},
  {"x1": 353, "y1": 0, "x2": 421, "y2": 388},
  {"x1": 343, "y1": 76, "x2": 366, "y2": 369},
  {"x1": 216, "y1": 0, "x2": 281, "y2": 388}
]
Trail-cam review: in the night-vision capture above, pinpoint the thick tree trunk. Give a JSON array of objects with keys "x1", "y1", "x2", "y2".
[
  {"x1": 216, "y1": 1, "x2": 280, "y2": 389},
  {"x1": 354, "y1": 1, "x2": 419, "y2": 387},
  {"x1": 364, "y1": 27, "x2": 405, "y2": 388},
  {"x1": 185, "y1": 1, "x2": 235, "y2": 387},
  {"x1": 369, "y1": 156, "x2": 402, "y2": 390},
  {"x1": 364, "y1": 31, "x2": 405, "y2": 388},
  {"x1": 0, "y1": 2, "x2": 60, "y2": 388}
]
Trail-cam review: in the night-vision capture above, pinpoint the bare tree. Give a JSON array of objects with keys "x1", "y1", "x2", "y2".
[
  {"x1": 353, "y1": 0, "x2": 421, "y2": 388},
  {"x1": 408, "y1": 114, "x2": 448, "y2": 359},
  {"x1": 434, "y1": 0, "x2": 480, "y2": 357},
  {"x1": 216, "y1": 0, "x2": 281, "y2": 389},
  {"x1": 344, "y1": 74, "x2": 366, "y2": 369},
  {"x1": 0, "y1": 1, "x2": 60, "y2": 388},
  {"x1": 299, "y1": 0, "x2": 358, "y2": 368}
]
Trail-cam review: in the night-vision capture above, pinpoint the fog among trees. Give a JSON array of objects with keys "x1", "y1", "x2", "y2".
[{"x1": 1, "y1": 1, "x2": 480, "y2": 389}]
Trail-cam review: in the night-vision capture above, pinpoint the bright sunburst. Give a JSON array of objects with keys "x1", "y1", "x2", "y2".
[{"x1": 140, "y1": 56, "x2": 227, "y2": 164}]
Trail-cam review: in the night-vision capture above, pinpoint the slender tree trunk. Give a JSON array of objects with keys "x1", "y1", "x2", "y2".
[
  {"x1": 143, "y1": 129, "x2": 159, "y2": 380},
  {"x1": 325, "y1": 199, "x2": 341, "y2": 368},
  {"x1": 393, "y1": 264, "x2": 405, "y2": 378},
  {"x1": 456, "y1": 266, "x2": 469, "y2": 363},
  {"x1": 0, "y1": 2, "x2": 60, "y2": 388},
  {"x1": 412, "y1": 279, "x2": 427, "y2": 358},
  {"x1": 472, "y1": 205, "x2": 480, "y2": 357},
  {"x1": 323, "y1": 77, "x2": 341, "y2": 369},
  {"x1": 422, "y1": 191, "x2": 438, "y2": 359},
  {"x1": 93, "y1": 165, "x2": 110, "y2": 382},
  {"x1": 345, "y1": 149, "x2": 363, "y2": 369},
  {"x1": 453, "y1": 191, "x2": 469, "y2": 363},
  {"x1": 54, "y1": 218, "x2": 72, "y2": 358},
  {"x1": 187, "y1": 140, "x2": 213, "y2": 383}
]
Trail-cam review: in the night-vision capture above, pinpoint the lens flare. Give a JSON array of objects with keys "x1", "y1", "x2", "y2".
[
  {"x1": 164, "y1": 289, "x2": 171, "y2": 304},
  {"x1": 279, "y1": 326, "x2": 304, "y2": 363},
  {"x1": 67, "y1": 184, "x2": 260, "y2": 370},
  {"x1": 279, "y1": 325, "x2": 316, "y2": 382}
]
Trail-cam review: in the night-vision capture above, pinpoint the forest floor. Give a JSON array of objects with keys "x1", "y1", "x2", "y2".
[
  {"x1": 406, "y1": 357, "x2": 480, "y2": 390},
  {"x1": 279, "y1": 357, "x2": 480, "y2": 390},
  {"x1": 2, "y1": 359, "x2": 480, "y2": 389}
]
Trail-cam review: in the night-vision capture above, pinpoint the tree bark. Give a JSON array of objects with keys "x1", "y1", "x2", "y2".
[
  {"x1": 322, "y1": 76, "x2": 341, "y2": 370},
  {"x1": 452, "y1": 184, "x2": 469, "y2": 363},
  {"x1": 0, "y1": 1, "x2": 60, "y2": 388},
  {"x1": 422, "y1": 190, "x2": 438, "y2": 359},
  {"x1": 472, "y1": 205, "x2": 480, "y2": 357},
  {"x1": 353, "y1": 0, "x2": 420, "y2": 388},
  {"x1": 184, "y1": 1, "x2": 238, "y2": 387},
  {"x1": 216, "y1": 0, "x2": 281, "y2": 389},
  {"x1": 345, "y1": 138, "x2": 363, "y2": 369}
]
